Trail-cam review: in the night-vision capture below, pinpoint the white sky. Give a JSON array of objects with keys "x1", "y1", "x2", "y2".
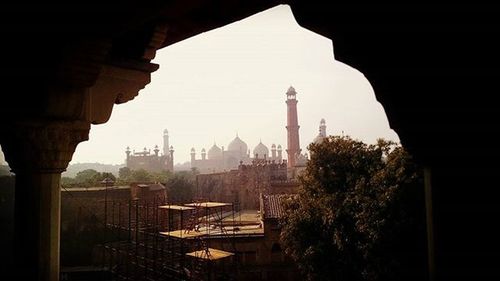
[{"x1": 0, "y1": 5, "x2": 399, "y2": 166}]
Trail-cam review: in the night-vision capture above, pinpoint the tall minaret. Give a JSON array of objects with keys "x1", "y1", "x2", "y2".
[
  {"x1": 286, "y1": 86, "x2": 301, "y2": 168},
  {"x1": 163, "y1": 129, "x2": 169, "y2": 156}
]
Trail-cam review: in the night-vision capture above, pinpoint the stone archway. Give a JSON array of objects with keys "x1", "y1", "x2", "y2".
[{"x1": 1, "y1": 2, "x2": 499, "y2": 281}]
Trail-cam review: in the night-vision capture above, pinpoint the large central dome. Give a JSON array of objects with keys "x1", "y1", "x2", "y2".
[{"x1": 227, "y1": 135, "x2": 248, "y2": 154}]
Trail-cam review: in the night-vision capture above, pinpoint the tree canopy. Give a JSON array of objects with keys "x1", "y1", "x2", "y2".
[
  {"x1": 62, "y1": 169, "x2": 117, "y2": 188},
  {"x1": 280, "y1": 136, "x2": 426, "y2": 281}
]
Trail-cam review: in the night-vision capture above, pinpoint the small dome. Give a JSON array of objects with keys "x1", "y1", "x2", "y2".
[
  {"x1": 277, "y1": 144, "x2": 282, "y2": 150},
  {"x1": 228, "y1": 135, "x2": 248, "y2": 154},
  {"x1": 287, "y1": 86, "x2": 296, "y2": 95},
  {"x1": 163, "y1": 129, "x2": 169, "y2": 135},
  {"x1": 271, "y1": 144, "x2": 276, "y2": 149},
  {"x1": 208, "y1": 143, "x2": 222, "y2": 159},
  {"x1": 191, "y1": 147, "x2": 195, "y2": 153},
  {"x1": 169, "y1": 145, "x2": 174, "y2": 150},
  {"x1": 253, "y1": 142, "x2": 269, "y2": 158},
  {"x1": 320, "y1": 118, "x2": 325, "y2": 124},
  {"x1": 201, "y1": 148, "x2": 206, "y2": 153}
]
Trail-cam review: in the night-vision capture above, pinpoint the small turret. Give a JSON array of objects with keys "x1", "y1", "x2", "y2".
[
  {"x1": 126, "y1": 146, "x2": 131, "y2": 159},
  {"x1": 154, "y1": 145, "x2": 160, "y2": 156},
  {"x1": 277, "y1": 144, "x2": 283, "y2": 161},
  {"x1": 190, "y1": 148, "x2": 196, "y2": 162},
  {"x1": 201, "y1": 148, "x2": 206, "y2": 160}
]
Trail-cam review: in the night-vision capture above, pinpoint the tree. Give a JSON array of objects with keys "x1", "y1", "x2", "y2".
[
  {"x1": 118, "y1": 167, "x2": 131, "y2": 179},
  {"x1": 280, "y1": 136, "x2": 425, "y2": 281},
  {"x1": 74, "y1": 169, "x2": 101, "y2": 187},
  {"x1": 61, "y1": 177, "x2": 76, "y2": 187},
  {"x1": 101, "y1": 172, "x2": 116, "y2": 182},
  {"x1": 166, "y1": 172, "x2": 195, "y2": 203},
  {"x1": 129, "y1": 169, "x2": 153, "y2": 182},
  {"x1": 151, "y1": 170, "x2": 173, "y2": 183}
]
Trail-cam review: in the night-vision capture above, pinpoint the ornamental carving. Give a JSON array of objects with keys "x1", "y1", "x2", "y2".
[{"x1": 0, "y1": 120, "x2": 90, "y2": 173}]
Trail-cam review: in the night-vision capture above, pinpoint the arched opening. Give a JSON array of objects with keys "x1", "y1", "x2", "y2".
[
  {"x1": 72, "y1": 5, "x2": 399, "y2": 167},
  {"x1": 55, "y1": 5, "x2": 420, "y2": 281},
  {"x1": 5, "y1": 3, "x2": 496, "y2": 281}
]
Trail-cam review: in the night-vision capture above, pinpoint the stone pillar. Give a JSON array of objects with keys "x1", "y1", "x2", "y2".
[{"x1": 0, "y1": 120, "x2": 90, "y2": 281}]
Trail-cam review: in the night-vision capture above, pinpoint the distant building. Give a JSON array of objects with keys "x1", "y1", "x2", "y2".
[
  {"x1": 192, "y1": 86, "x2": 314, "y2": 176},
  {"x1": 191, "y1": 137, "x2": 283, "y2": 174},
  {"x1": 126, "y1": 129, "x2": 174, "y2": 172},
  {"x1": 196, "y1": 160, "x2": 298, "y2": 210}
]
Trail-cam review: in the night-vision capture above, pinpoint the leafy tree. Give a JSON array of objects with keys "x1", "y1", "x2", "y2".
[
  {"x1": 61, "y1": 177, "x2": 76, "y2": 187},
  {"x1": 151, "y1": 170, "x2": 173, "y2": 183},
  {"x1": 118, "y1": 167, "x2": 131, "y2": 179},
  {"x1": 166, "y1": 172, "x2": 195, "y2": 203},
  {"x1": 129, "y1": 169, "x2": 153, "y2": 182},
  {"x1": 100, "y1": 172, "x2": 116, "y2": 182},
  {"x1": 71, "y1": 169, "x2": 116, "y2": 187},
  {"x1": 74, "y1": 169, "x2": 100, "y2": 184},
  {"x1": 280, "y1": 136, "x2": 425, "y2": 281}
]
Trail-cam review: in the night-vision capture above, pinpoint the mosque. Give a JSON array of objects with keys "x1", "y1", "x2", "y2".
[
  {"x1": 190, "y1": 137, "x2": 285, "y2": 174},
  {"x1": 191, "y1": 86, "x2": 323, "y2": 175}
]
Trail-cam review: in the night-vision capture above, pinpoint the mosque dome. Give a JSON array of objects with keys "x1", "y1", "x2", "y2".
[
  {"x1": 227, "y1": 135, "x2": 248, "y2": 153},
  {"x1": 253, "y1": 141, "x2": 269, "y2": 158},
  {"x1": 208, "y1": 143, "x2": 222, "y2": 159},
  {"x1": 314, "y1": 134, "x2": 326, "y2": 144},
  {"x1": 314, "y1": 118, "x2": 327, "y2": 144}
]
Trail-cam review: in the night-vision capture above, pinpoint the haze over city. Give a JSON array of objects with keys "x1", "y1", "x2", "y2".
[{"x1": 0, "y1": 5, "x2": 399, "y2": 166}]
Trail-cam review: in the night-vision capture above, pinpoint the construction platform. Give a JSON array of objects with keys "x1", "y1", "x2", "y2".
[
  {"x1": 159, "y1": 229, "x2": 206, "y2": 239},
  {"x1": 186, "y1": 248, "x2": 234, "y2": 260},
  {"x1": 158, "y1": 205, "x2": 195, "y2": 211},
  {"x1": 184, "y1": 202, "x2": 232, "y2": 208}
]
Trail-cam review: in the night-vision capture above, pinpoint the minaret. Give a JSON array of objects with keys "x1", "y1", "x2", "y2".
[
  {"x1": 125, "y1": 146, "x2": 131, "y2": 159},
  {"x1": 191, "y1": 147, "x2": 196, "y2": 163},
  {"x1": 319, "y1": 118, "x2": 326, "y2": 138},
  {"x1": 285, "y1": 86, "x2": 301, "y2": 168},
  {"x1": 163, "y1": 129, "x2": 170, "y2": 156},
  {"x1": 125, "y1": 146, "x2": 131, "y2": 166},
  {"x1": 168, "y1": 145, "x2": 174, "y2": 171},
  {"x1": 271, "y1": 144, "x2": 277, "y2": 160}
]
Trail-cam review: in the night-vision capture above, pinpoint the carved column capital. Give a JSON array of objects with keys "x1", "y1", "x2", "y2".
[{"x1": 0, "y1": 120, "x2": 90, "y2": 174}]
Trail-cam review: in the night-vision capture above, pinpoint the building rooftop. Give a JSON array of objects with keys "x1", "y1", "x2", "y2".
[{"x1": 261, "y1": 194, "x2": 294, "y2": 219}]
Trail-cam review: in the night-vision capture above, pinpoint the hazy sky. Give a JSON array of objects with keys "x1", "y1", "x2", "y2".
[{"x1": 0, "y1": 5, "x2": 399, "y2": 166}]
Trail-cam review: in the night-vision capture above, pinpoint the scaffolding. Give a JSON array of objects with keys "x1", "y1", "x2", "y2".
[{"x1": 99, "y1": 196, "x2": 238, "y2": 281}]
